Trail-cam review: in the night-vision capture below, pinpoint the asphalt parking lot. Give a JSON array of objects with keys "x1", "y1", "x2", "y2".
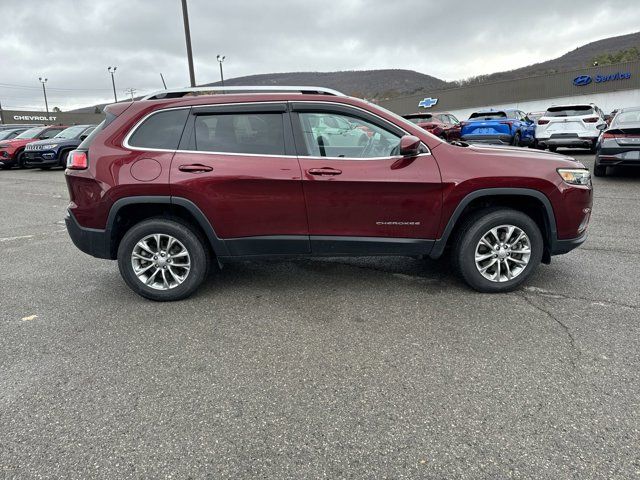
[{"x1": 1, "y1": 151, "x2": 639, "y2": 479}]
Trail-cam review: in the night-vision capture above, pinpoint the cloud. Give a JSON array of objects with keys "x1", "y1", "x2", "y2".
[{"x1": 0, "y1": 0, "x2": 638, "y2": 110}]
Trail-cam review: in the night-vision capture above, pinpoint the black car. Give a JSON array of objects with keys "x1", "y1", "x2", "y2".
[
  {"x1": 594, "y1": 107, "x2": 640, "y2": 177},
  {"x1": 23, "y1": 124, "x2": 96, "y2": 169}
]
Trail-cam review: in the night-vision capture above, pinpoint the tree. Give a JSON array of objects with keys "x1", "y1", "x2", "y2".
[
  {"x1": 52, "y1": 106, "x2": 61, "y2": 112},
  {"x1": 94, "y1": 106, "x2": 102, "y2": 114}
]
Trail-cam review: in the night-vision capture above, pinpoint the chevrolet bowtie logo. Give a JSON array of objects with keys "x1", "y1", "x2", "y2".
[{"x1": 418, "y1": 97, "x2": 438, "y2": 109}]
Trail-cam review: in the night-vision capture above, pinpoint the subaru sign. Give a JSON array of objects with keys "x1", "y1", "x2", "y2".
[
  {"x1": 573, "y1": 71, "x2": 631, "y2": 87},
  {"x1": 418, "y1": 97, "x2": 438, "y2": 108}
]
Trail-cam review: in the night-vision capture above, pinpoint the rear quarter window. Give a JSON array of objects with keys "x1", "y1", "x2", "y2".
[{"x1": 127, "y1": 109, "x2": 190, "y2": 150}]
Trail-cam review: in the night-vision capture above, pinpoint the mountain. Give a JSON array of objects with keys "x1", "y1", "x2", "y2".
[
  {"x1": 202, "y1": 69, "x2": 448, "y2": 99},
  {"x1": 72, "y1": 31, "x2": 640, "y2": 112},
  {"x1": 453, "y1": 31, "x2": 640, "y2": 87}
]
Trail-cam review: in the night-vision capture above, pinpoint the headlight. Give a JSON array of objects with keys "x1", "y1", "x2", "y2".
[
  {"x1": 43, "y1": 144, "x2": 58, "y2": 149},
  {"x1": 557, "y1": 168, "x2": 591, "y2": 186}
]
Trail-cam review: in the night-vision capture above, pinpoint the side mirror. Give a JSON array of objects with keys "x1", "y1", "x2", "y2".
[
  {"x1": 399, "y1": 135, "x2": 421, "y2": 156},
  {"x1": 597, "y1": 123, "x2": 607, "y2": 131}
]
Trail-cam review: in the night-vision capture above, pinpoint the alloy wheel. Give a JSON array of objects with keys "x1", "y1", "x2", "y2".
[
  {"x1": 474, "y1": 225, "x2": 531, "y2": 282},
  {"x1": 130, "y1": 233, "x2": 191, "y2": 290}
]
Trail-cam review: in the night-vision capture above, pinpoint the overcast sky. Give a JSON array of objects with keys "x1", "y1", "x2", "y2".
[{"x1": 1, "y1": 0, "x2": 639, "y2": 111}]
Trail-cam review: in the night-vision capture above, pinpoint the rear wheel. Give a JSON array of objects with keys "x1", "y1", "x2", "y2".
[
  {"x1": 593, "y1": 161, "x2": 606, "y2": 177},
  {"x1": 452, "y1": 208, "x2": 543, "y2": 293},
  {"x1": 512, "y1": 132, "x2": 521, "y2": 147},
  {"x1": 117, "y1": 218, "x2": 210, "y2": 301}
]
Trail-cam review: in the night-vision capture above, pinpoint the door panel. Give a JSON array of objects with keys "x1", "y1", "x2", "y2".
[
  {"x1": 298, "y1": 155, "x2": 442, "y2": 239},
  {"x1": 170, "y1": 108, "x2": 309, "y2": 253}
]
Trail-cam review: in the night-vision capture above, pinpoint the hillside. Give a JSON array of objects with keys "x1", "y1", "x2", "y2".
[
  {"x1": 72, "y1": 31, "x2": 640, "y2": 112},
  {"x1": 453, "y1": 31, "x2": 640, "y2": 87},
  {"x1": 202, "y1": 69, "x2": 448, "y2": 99}
]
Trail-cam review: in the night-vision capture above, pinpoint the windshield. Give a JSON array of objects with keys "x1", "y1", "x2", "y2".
[
  {"x1": 406, "y1": 116, "x2": 433, "y2": 124},
  {"x1": 54, "y1": 126, "x2": 89, "y2": 139},
  {"x1": 545, "y1": 106, "x2": 594, "y2": 117},
  {"x1": 469, "y1": 111, "x2": 507, "y2": 120},
  {"x1": 15, "y1": 127, "x2": 46, "y2": 139},
  {"x1": 613, "y1": 110, "x2": 640, "y2": 125},
  {"x1": 0, "y1": 130, "x2": 22, "y2": 140}
]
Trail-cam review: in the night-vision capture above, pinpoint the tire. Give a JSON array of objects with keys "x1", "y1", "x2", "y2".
[
  {"x1": 512, "y1": 132, "x2": 521, "y2": 147},
  {"x1": 548, "y1": 145, "x2": 557, "y2": 152},
  {"x1": 59, "y1": 150, "x2": 70, "y2": 169},
  {"x1": 16, "y1": 151, "x2": 26, "y2": 169},
  {"x1": 589, "y1": 140, "x2": 597, "y2": 154},
  {"x1": 117, "y1": 218, "x2": 210, "y2": 301},
  {"x1": 593, "y1": 161, "x2": 606, "y2": 177},
  {"x1": 452, "y1": 208, "x2": 543, "y2": 293}
]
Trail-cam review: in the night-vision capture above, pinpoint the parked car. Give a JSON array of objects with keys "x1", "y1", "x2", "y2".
[
  {"x1": 64, "y1": 86, "x2": 592, "y2": 301},
  {"x1": 460, "y1": 109, "x2": 535, "y2": 146},
  {"x1": 24, "y1": 124, "x2": 96, "y2": 169},
  {"x1": 0, "y1": 125, "x2": 68, "y2": 169},
  {"x1": 403, "y1": 112, "x2": 461, "y2": 141},
  {"x1": 536, "y1": 104, "x2": 606, "y2": 152},
  {"x1": 0, "y1": 123, "x2": 42, "y2": 131},
  {"x1": 0, "y1": 127, "x2": 30, "y2": 141},
  {"x1": 594, "y1": 106, "x2": 640, "y2": 177},
  {"x1": 305, "y1": 113, "x2": 369, "y2": 147}
]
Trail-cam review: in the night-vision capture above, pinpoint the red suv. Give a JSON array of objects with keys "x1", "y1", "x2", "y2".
[
  {"x1": 65, "y1": 86, "x2": 592, "y2": 301},
  {"x1": 403, "y1": 112, "x2": 461, "y2": 141}
]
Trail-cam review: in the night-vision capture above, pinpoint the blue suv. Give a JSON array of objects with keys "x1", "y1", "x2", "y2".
[
  {"x1": 460, "y1": 109, "x2": 535, "y2": 146},
  {"x1": 24, "y1": 124, "x2": 96, "y2": 169}
]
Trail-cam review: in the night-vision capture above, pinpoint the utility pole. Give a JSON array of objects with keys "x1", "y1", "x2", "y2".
[
  {"x1": 108, "y1": 66, "x2": 118, "y2": 102},
  {"x1": 0, "y1": 99, "x2": 4, "y2": 124},
  {"x1": 180, "y1": 0, "x2": 196, "y2": 87},
  {"x1": 160, "y1": 72, "x2": 167, "y2": 89},
  {"x1": 39, "y1": 77, "x2": 49, "y2": 118},
  {"x1": 124, "y1": 88, "x2": 137, "y2": 101},
  {"x1": 217, "y1": 54, "x2": 226, "y2": 88}
]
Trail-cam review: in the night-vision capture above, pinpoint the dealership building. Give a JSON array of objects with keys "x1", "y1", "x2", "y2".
[
  {"x1": 0, "y1": 109, "x2": 104, "y2": 126},
  {"x1": 380, "y1": 59, "x2": 640, "y2": 119}
]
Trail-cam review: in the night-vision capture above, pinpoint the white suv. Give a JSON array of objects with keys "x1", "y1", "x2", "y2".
[{"x1": 536, "y1": 104, "x2": 606, "y2": 152}]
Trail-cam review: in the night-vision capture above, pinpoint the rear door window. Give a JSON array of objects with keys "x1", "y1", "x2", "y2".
[
  {"x1": 128, "y1": 109, "x2": 190, "y2": 150},
  {"x1": 192, "y1": 113, "x2": 286, "y2": 155}
]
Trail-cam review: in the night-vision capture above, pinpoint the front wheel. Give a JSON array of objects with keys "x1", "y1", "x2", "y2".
[
  {"x1": 593, "y1": 161, "x2": 606, "y2": 177},
  {"x1": 548, "y1": 145, "x2": 557, "y2": 152},
  {"x1": 512, "y1": 132, "x2": 521, "y2": 147},
  {"x1": 117, "y1": 218, "x2": 210, "y2": 301},
  {"x1": 452, "y1": 208, "x2": 543, "y2": 293}
]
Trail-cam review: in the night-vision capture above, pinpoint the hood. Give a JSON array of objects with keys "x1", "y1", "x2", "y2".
[
  {"x1": 452, "y1": 143, "x2": 587, "y2": 169},
  {"x1": 0, "y1": 137, "x2": 32, "y2": 147},
  {"x1": 26, "y1": 137, "x2": 79, "y2": 148}
]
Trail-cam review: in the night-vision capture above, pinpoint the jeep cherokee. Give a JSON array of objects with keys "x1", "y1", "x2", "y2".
[{"x1": 64, "y1": 86, "x2": 592, "y2": 301}]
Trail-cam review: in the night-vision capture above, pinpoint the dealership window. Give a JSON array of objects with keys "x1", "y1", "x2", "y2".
[
  {"x1": 128, "y1": 109, "x2": 190, "y2": 150},
  {"x1": 298, "y1": 112, "x2": 401, "y2": 158},
  {"x1": 193, "y1": 113, "x2": 286, "y2": 155}
]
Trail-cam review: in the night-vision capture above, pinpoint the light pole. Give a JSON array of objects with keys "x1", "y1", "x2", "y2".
[
  {"x1": 217, "y1": 54, "x2": 226, "y2": 87},
  {"x1": 180, "y1": 0, "x2": 196, "y2": 87},
  {"x1": 38, "y1": 77, "x2": 49, "y2": 118},
  {"x1": 108, "y1": 66, "x2": 118, "y2": 102}
]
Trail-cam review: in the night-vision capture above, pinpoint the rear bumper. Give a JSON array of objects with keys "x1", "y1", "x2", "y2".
[
  {"x1": 460, "y1": 134, "x2": 512, "y2": 145},
  {"x1": 538, "y1": 135, "x2": 597, "y2": 148},
  {"x1": 596, "y1": 149, "x2": 640, "y2": 167},
  {"x1": 65, "y1": 210, "x2": 112, "y2": 259}
]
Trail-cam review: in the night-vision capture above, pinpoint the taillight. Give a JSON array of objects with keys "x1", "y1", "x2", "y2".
[
  {"x1": 67, "y1": 150, "x2": 88, "y2": 170},
  {"x1": 538, "y1": 119, "x2": 549, "y2": 125},
  {"x1": 583, "y1": 117, "x2": 599, "y2": 123},
  {"x1": 602, "y1": 132, "x2": 616, "y2": 139}
]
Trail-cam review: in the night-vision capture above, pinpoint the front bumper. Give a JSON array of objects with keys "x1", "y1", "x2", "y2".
[
  {"x1": 550, "y1": 230, "x2": 588, "y2": 255},
  {"x1": 460, "y1": 134, "x2": 512, "y2": 145},
  {"x1": 23, "y1": 150, "x2": 60, "y2": 167},
  {"x1": 65, "y1": 210, "x2": 112, "y2": 259}
]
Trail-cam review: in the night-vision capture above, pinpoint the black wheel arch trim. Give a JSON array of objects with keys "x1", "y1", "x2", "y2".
[
  {"x1": 104, "y1": 195, "x2": 230, "y2": 258},
  {"x1": 429, "y1": 188, "x2": 558, "y2": 259}
]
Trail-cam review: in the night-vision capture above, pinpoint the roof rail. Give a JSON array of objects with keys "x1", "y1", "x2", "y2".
[{"x1": 142, "y1": 86, "x2": 345, "y2": 100}]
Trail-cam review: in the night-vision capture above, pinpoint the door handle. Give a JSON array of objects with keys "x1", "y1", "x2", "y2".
[
  {"x1": 178, "y1": 164, "x2": 213, "y2": 173},
  {"x1": 307, "y1": 167, "x2": 342, "y2": 176}
]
